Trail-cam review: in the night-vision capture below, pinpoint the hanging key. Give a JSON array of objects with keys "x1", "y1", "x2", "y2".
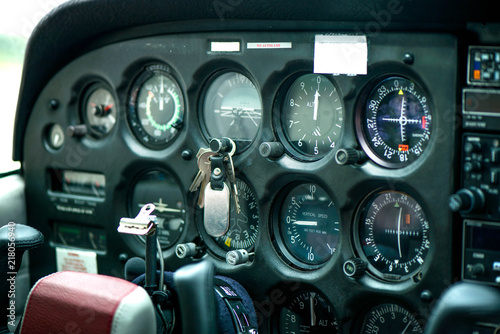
[
  {"x1": 189, "y1": 147, "x2": 212, "y2": 192},
  {"x1": 196, "y1": 150, "x2": 216, "y2": 208},
  {"x1": 224, "y1": 140, "x2": 241, "y2": 214}
]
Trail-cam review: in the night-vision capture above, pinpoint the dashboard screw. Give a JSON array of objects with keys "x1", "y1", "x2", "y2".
[
  {"x1": 181, "y1": 149, "x2": 193, "y2": 160},
  {"x1": 420, "y1": 290, "x2": 433, "y2": 303},
  {"x1": 119, "y1": 253, "x2": 129, "y2": 264},
  {"x1": 49, "y1": 99, "x2": 59, "y2": 110},
  {"x1": 403, "y1": 53, "x2": 414, "y2": 65}
]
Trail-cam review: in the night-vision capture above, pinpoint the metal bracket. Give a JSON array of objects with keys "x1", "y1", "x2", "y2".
[{"x1": 118, "y1": 203, "x2": 157, "y2": 236}]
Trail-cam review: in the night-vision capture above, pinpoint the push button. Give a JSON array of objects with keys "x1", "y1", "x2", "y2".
[{"x1": 493, "y1": 262, "x2": 500, "y2": 272}]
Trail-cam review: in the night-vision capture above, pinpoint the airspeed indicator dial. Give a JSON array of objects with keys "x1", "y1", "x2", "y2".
[{"x1": 357, "y1": 76, "x2": 432, "y2": 168}]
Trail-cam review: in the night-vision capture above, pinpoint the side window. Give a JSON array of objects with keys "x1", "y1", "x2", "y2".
[{"x1": 0, "y1": 1, "x2": 66, "y2": 173}]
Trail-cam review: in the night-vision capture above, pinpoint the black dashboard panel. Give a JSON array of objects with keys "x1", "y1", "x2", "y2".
[{"x1": 21, "y1": 30, "x2": 458, "y2": 332}]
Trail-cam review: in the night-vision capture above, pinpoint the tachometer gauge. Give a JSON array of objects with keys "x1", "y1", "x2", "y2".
[
  {"x1": 278, "y1": 290, "x2": 339, "y2": 334},
  {"x1": 82, "y1": 84, "x2": 117, "y2": 137},
  {"x1": 274, "y1": 183, "x2": 340, "y2": 269},
  {"x1": 129, "y1": 170, "x2": 185, "y2": 249},
  {"x1": 128, "y1": 64, "x2": 184, "y2": 149},
  {"x1": 278, "y1": 74, "x2": 344, "y2": 160},
  {"x1": 361, "y1": 304, "x2": 423, "y2": 334},
  {"x1": 357, "y1": 76, "x2": 432, "y2": 168},
  {"x1": 202, "y1": 71, "x2": 262, "y2": 152},
  {"x1": 355, "y1": 190, "x2": 430, "y2": 281}
]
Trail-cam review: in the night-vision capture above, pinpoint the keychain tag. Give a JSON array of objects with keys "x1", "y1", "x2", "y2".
[{"x1": 204, "y1": 182, "x2": 230, "y2": 237}]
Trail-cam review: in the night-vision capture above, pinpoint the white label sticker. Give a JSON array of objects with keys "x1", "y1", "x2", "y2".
[
  {"x1": 247, "y1": 42, "x2": 292, "y2": 49},
  {"x1": 56, "y1": 247, "x2": 98, "y2": 274},
  {"x1": 314, "y1": 35, "x2": 367, "y2": 75},
  {"x1": 210, "y1": 42, "x2": 240, "y2": 52}
]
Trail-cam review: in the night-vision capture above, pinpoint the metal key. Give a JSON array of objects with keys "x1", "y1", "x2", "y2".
[
  {"x1": 189, "y1": 148, "x2": 212, "y2": 192},
  {"x1": 196, "y1": 150, "x2": 216, "y2": 208},
  {"x1": 224, "y1": 139, "x2": 241, "y2": 214}
]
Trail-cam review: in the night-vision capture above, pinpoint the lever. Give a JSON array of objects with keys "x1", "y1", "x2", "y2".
[
  {"x1": 118, "y1": 204, "x2": 158, "y2": 295},
  {"x1": 1, "y1": 223, "x2": 43, "y2": 331}
]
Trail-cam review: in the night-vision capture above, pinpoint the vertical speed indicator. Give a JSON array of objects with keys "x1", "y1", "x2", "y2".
[
  {"x1": 357, "y1": 76, "x2": 432, "y2": 168},
  {"x1": 273, "y1": 183, "x2": 340, "y2": 269}
]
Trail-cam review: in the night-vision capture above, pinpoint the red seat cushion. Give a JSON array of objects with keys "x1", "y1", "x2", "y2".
[{"x1": 20, "y1": 271, "x2": 141, "y2": 334}]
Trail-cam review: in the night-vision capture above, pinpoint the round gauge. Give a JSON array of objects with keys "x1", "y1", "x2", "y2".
[
  {"x1": 129, "y1": 170, "x2": 185, "y2": 249},
  {"x1": 213, "y1": 178, "x2": 259, "y2": 252},
  {"x1": 128, "y1": 65, "x2": 184, "y2": 149},
  {"x1": 278, "y1": 290, "x2": 339, "y2": 334},
  {"x1": 355, "y1": 190, "x2": 430, "y2": 281},
  {"x1": 82, "y1": 84, "x2": 117, "y2": 137},
  {"x1": 274, "y1": 183, "x2": 340, "y2": 269},
  {"x1": 202, "y1": 71, "x2": 262, "y2": 152},
  {"x1": 361, "y1": 304, "x2": 423, "y2": 334},
  {"x1": 279, "y1": 74, "x2": 344, "y2": 160},
  {"x1": 357, "y1": 76, "x2": 432, "y2": 168}
]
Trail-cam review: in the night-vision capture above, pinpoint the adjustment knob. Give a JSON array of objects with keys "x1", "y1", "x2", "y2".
[
  {"x1": 466, "y1": 263, "x2": 485, "y2": 278},
  {"x1": 210, "y1": 137, "x2": 234, "y2": 153},
  {"x1": 259, "y1": 142, "x2": 284, "y2": 159},
  {"x1": 175, "y1": 243, "x2": 199, "y2": 259},
  {"x1": 66, "y1": 124, "x2": 88, "y2": 137},
  {"x1": 335, "y1": 148, "x2": 366, "y2": 166},
  {"x1": 464, "y1": 141, "x2": 482, "y2": 155},
  {"x1": 343, "y1": 258, "x2": 367, "y2": 278},
  {"x1": 226, "y1": 249, "x2": 251, "y2": 265},
  {"x1": 464, "y1": 161, "x2": 482, "y2": 173},
  {"x1": 449, "y1": 187, "x2": 485, "y2": 213}
]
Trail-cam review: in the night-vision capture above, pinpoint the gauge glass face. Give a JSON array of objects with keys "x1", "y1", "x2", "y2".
[
  {"x1": 83, "y1": 86, "x2": 117, "y2": 137},
  {"x1": 361, "y1": 304, "x2": 423, "y2": 334},
  {"x1": 130, "y1": 170, "x2": 185, "y2": 249},
  {"x1": 357, "y1": 191, "x2": 430, "y2": 281},
  {"x1": 202, "y1": 72, "x2": 262, "y2": 151},
  {"x1": 276, "y1": 183, "x2": 340, "y2": 268},
  {"x1": 213, "y1": 178, "x2": 259, "y2": 252},
  {"x1": 128, "y1": 66, "x2": 184, "y2": 148},
  {"x1": 280, "y1": 74, "x2": 344, "y2": 160},
  {"x1": 358, "y1": 76, "x2": 431, "y2": 168},
  {"x1": 279, "y1": 291, "x2": 339, "y2": 334}
]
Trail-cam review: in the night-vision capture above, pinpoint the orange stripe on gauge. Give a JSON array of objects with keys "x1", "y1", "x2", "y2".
[
  {"x1": 398, "y1": 144, "x2": 409, "y2": 152},
  {"x1": 406, "y1": 213, "x2": 411, "y2": 225}
]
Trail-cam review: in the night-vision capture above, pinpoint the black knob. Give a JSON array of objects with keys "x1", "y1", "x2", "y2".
[
  {"x1": 343, "y1": 258, "x2": 366, "y2": 278},
  {"x1": 210, "y1": 137, "x2": 234, "y2": 153},
  {"x1": 464, "y1": 141, "x2": 481, "y2": 155},
  {"x1": 67, "y1": 124, "x2": 88, "y2": 137},
  {"x1": 467, "y1": 263, "x2": 485, "y2": 278},
  {"x1": 449, "y1": 187, "x2": 485, "y2": 213},
  {"x1": 463, "y1": 161, "x2": 482, "y2": 173},
  {"x1": 335, "y1": 148, "x2": 366, "y2": 165},
  {"x1": 259, "y1": 142, "x2": 284, "y2": 159}
]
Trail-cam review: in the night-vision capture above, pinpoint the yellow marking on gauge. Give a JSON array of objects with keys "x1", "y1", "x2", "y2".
[
  {"x1": 398, "y1": 89, "x2": 404, "y2": 95},
  {"x1": 225, "y1": 238, "x2": 232, "y2": 247}
]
